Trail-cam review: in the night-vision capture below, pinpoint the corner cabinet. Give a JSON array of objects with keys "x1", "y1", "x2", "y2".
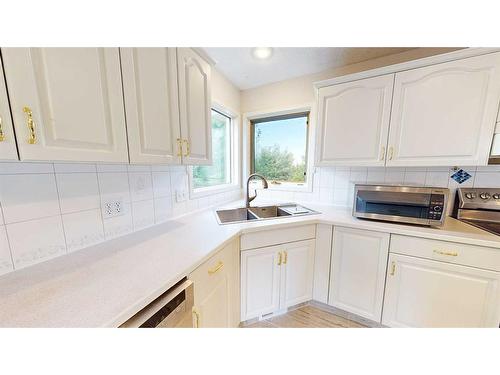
[
  {"x1": 1, "y1": 48, "x2": 129, "y2": 162},
  {"x1": 316, "y1": 74, "x2": 393, "y2": 166},
  {"x1": 0, "y1": 56, "x2": 18, "y2": 160},
  {"x1": 121, "y1": 48, "x2": 182, "y2": 164},
  {"x1": 383, "y1": 253, "x2": 500, "y2": 328},
  {"x1": 240, "y1": 239, "x2": 315, "y2": 321},
  {"x1": 387, "y1": 53, "x2": 500, "y2": 166},
  {"x1": 315, "y1": 50, "x2": 500, "y2": 167},
  {"x1": 177, "y1": 48, "x2": 212, "y2": 165},
  {"x1": 328, "y1": 227, "x2": 389, "y2": 322}
]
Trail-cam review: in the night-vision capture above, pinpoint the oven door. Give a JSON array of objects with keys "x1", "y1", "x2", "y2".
[{"x1": 354, "y1": 186, "x2": 432, "y2": 225}]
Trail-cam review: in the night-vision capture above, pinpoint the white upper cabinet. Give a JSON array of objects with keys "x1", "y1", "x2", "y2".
[
  {"x1": 316, "y1": 74, "x2": 394, "y2": 166},
  {"x1": 328, "y1": 227, "x2": 389, "y2": 322},
  {"x1": 121, "y1": 48, "x2": 181, "y2": 164},
  {"x1": 176, "y1": 48, "x2": 212, "y2": 165},
  {"x1": 387, "y1": 52, "x2": 500, "y2": 166},
  {"x1": 383, "y1": 253, "x2": 500, "y2": 328},
  {"x1": 0, "y1": 57, "x2": 18, "y2": 160},
  {"x1": 2, "y1": 48, "x2": 129, "y2": 162}
]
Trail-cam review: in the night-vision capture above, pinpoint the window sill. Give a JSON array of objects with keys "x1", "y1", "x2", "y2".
[{"x1": 190, "y1": 183, "x2": 241, "y2": 199}]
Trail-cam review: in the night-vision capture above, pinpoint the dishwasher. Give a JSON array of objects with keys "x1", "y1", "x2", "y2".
[{"x1": 120, "y1": 278, "x2": 194, "y2": 328}]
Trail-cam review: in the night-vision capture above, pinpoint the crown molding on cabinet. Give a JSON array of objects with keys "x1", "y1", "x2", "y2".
[{"x1": 314, "y1": 47, "x2": 500, "y2": 89}]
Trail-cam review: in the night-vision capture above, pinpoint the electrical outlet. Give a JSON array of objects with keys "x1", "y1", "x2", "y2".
[
  {"x1": 176, "y1": 189, "x2": 187, "y2": 202},
  {"x1": 102, "y1": 199, "x2": 125, "y2": 218}
]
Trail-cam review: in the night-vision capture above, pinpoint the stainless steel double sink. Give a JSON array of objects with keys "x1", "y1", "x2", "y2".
[{"x1": 215, "y1": 203, "x2": 319, "y2": 224}]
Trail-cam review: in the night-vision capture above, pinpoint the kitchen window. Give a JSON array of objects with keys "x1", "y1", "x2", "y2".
[
  {"x1": 250, "y1": 112, "x2": 310, "y2": 187},
  {"x1": 191, "y1": 108, "x2": 239, "y2": 196}
]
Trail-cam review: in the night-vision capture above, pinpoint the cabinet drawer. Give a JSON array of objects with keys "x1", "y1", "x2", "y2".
[
  {"x1": 240, "y1": 224, "x2": 316, "y2": 251},
  {"x1": 189, "y1": 242, "x2": 234, "y2": 298},
  {"x1": 390, "y1": 235, "x2": 500, "y2": 272}
]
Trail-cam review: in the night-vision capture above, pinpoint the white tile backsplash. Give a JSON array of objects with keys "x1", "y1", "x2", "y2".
[
  {"x1": 0, "y1": 174, "x2": 60, "y2": 223},
  {"x1": 0, "y1": 162, "x2": 241, "y2": 276}
]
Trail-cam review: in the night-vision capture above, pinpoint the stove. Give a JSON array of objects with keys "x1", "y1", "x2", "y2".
[{"x1": 453, "y1": 188, "x2": 500, "y2": 236}]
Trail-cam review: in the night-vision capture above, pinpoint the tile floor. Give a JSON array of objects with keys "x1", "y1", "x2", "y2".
[{"x1": 244, "y1": 305, "x2": 366, "y2": 328}]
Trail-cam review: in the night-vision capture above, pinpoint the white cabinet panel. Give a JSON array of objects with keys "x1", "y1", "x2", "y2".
[
  {"x1": 121, "y1": 48, "x2": 181, "y2": 164},
  {"x1": 2, "y1": 48, "x2": 128, "y2": 162},
  {"x1": 312, "y1": 224, "x2": 333, "y2": 304},
  {"x1": 241, "y1": 246, "x2": 281, "y2": 320},
  {"x1": 0, "y1": 57, "x2": 18, "y2": 160},
  {"x1": 316, "y1": 74, "x2": 393, "y2": 166},
  {"x1": 388, "y1": 52, "x2": 500, "y2": 166},
  {"x1": 329, "y1": 227, "x2": 389, "y2": 322},
  {"x1": 177, "y1": 48, "x2": 212, "y2": 165},
  {"x1": 189, "y1": 240, "x2": 239, "y2": 328},
  {"x1": 283, "y1": 240, "x2": 315, "y2": 308},
  {"x1": 383, "y1": 254, "x2": 500, "y2": 328}
]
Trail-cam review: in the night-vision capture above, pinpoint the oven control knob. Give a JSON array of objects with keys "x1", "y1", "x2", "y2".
[
  {"x1": 493, "y1": 193, "x2": 500, "y2": 200},
  {"x1": 465, "y1": 192, "x2": 476, "y2": 199},
  {"x1": 479, "y1": 192, "x2": 491, "y2": 200}
]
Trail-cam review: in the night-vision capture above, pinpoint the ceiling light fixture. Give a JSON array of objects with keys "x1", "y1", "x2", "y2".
[{"x1": 252, "y1": 47, "x2": 273, "y2": 60}]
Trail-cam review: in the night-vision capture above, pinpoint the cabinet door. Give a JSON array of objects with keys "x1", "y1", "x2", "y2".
[
  {"x1": 383, "y1": 254, "x2": 500, "y2": 328},
  {"x1": 316, "y1": 74, "x2": 393, "y2": 166},
  {"x1": 0, "y1": 57, "x2": 18, "y2": 160},
  {"x1": 241, "y1": 246, "x2": 281, "y2": 321},
  {"x1": 388, "y1": 52, "x2": 500, "y2": 166},
  {"x1": 283, "y1": 239, "x2": 315, "y2": 308},
  {"x1": 121, "y1": 48, "x2": 182, "y2": 164},
  {"x1": 328, "y1": 227, "x2": 389, "y2": 322},
  {"x1": 1, "y1": 48, "x2": 128, "y2": 162},
  {"x1": 177, "y1": 48, "x2": 212, "y2": 165},
  {"x1": 189, "y1": 240, "x2": 239, "y2": 328}
]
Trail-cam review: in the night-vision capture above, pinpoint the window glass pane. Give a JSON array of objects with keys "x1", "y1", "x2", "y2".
[
  {"x1": 253, "y1": 114, "x2": 308, "y2": 185},
  {"x1": 193, "y1": 110, "x2": 231, "y2": 189}
]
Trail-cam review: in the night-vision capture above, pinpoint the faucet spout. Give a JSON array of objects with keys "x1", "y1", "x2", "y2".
[{"x1": 246, "y1": 173, "x2": 269, "y2": 208}]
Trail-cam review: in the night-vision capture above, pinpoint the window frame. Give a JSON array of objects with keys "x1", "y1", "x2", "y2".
[
  {"x1": 188, "y1": 103, "x2": 241, "y2": 199},
  {"x1": 244, "y1": 106, "x2": 315, "y2": 193}
]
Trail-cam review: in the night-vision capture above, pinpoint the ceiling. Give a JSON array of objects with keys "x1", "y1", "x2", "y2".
[{"x1": 203, "y1": 47, "x2": 416, "y2": 90}]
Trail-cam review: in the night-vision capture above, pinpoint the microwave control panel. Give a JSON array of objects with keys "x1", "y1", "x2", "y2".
[{"x1": 428, "y1": 193, "x2": 445, "y2": 221}]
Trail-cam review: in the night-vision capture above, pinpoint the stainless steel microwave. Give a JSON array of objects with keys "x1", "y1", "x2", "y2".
[{"x1": 353, "y1": 185, "x2": 449, "y2": 227}]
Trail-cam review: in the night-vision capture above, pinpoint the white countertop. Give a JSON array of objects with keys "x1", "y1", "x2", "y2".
[{"x1": 1, "y1": 199, "x2": 499, "y2": 327}]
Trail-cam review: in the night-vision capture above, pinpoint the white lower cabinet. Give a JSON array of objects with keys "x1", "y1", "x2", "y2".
[
  {"x1": 383, "y1": 253, "x2": 500, "y2": 328},
  {"x1": 189, "y1": 240, "x2": 239, "y2": 328},
  {"x1": 328, "y1": 227, "x2": 389, "y2": 322},
  {"x1": 241, "y1": 239, "x2": 315, "y2": 321}
]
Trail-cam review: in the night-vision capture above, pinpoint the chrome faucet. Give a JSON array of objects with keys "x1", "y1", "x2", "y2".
[{"x1": 246, "y1": 173, "x2": 269, "y2": 208}]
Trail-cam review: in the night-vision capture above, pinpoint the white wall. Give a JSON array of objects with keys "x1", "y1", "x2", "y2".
[{"x1": 0, "y1": 67, "x2": 243, "y2": 277}]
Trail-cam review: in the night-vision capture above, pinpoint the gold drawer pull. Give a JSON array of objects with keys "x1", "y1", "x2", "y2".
[
  {"x1": 0, "y1": 116, "x2": 5, "y2": 141},
  {"x1": 277, "y1": 251, "x2": 282, "y2": 266},
  {"x1": 388, "y1": 146, "x2": 394, "y2": 160},
  {"x1": 208, "y1": 261, "x2": 224, "y2": 275},
  {"x1": 176, "y1": 138, "x2": 182, "y2": 157},
  {"x1": 183, "y1": 139, "x2": 190, "y2": 157},
  {"x1": 390, "y1": 261, "x2": 396, "y2": 276},
  {"x1": 23, "y1": 106, "x2": 36, "y2": 144},
  {"x1": 192, "y1": 308, "x2": 200, "y2": 328},
  {"x1": 283, "y1": 251, "x2": 288, "y2": 264},
  {"x1": 379, "y1": 146, "x2": 385, "y2": 161},
  {"x1": 433, "y1": 250, "x2": 458, "y2": 257}
]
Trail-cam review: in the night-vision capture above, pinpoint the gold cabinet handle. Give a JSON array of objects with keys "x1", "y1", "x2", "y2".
[
  {"x1": 183, "y1": 139, "x2": 190, "y2": 157},
  {"x1": 23, "y1": 106, "x2": 36, "y2": 144},
  {"x1": 283, "y1": 251, "x2": 288, "y2": 265},
  {"x1": 390, "y1": 261, "x2": 396, "y2": 276},
  {"x1": 379, "y1": 146, "x2": 385, "y2": 161},
  {"x1": 433, "y1": 250, "x2": 458, "y2": 257},
  {"x1": 192, "y1": 308, "x2": 200, "y2": 328},
  {"x1": 0, "y1": 115, "x2": 5, "y2": 141},
  {"x1": 208, "y1": 261, "x2": 224, "y2": 275},
  {"x1": 277, "y1": 251, "x2": 282, "y2": 266},
  {"x1": 388, "y1": 146, "x2": 394, "y2": 160},
  {"x1": 176, "y1": 138, "x2": 182, "y2": 157}
]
